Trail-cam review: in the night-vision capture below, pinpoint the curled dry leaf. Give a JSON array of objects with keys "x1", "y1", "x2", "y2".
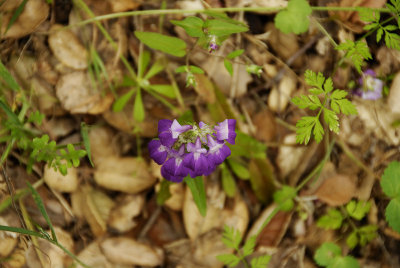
[
  {"x1": 94, "y1": 156, "x2": 156, "y2": 194},
  {"x1": 76, "y1": 240, "x2": 128, "y2": 268},
  {"x1": 355, "y1": 99, "x2": 400, "y2": 146},
  {"x1": 165, "y1": 183, "x2": 185, "y2": 211},
  {"x1": 1, "y1": 0, "x2": 49, "y2": 39},
  {"x1": 0, "y1": 216, "x2": 19, "y2": 258},
  {"x1": 268, "y1": 73, "x2": 297, "y2": 113},
  {"x1": 314, "y1": 173, "x2": 356, "y2": 207},
  {"x1": 48, "y1": 24, "x2": 88, "y2": 70},
  {"x1": 25, "y1": 227, "x2": 74, "y2": 268},
  {"x1": 388, "y1": 71, "x2": 400, "y2": 116},
  {"x1": 88, "y1": 126, "x2": 120, "y2": 165},
  {"x1": 252, "y1": 109, "x2": 277, "y2": 142},
  {"x1": 265, "y1": 22, "x2": 302, "y2": 67},
  {"x1": 328, "y1": 0, "x2": 386, "y2": 33},
  {"x1": 43, "y1": 163, "x2": 78, "y2": 193},
  {"x1": 108, "y1": 0, "x2": 141, "y2": 12},
  {"x1": 183, "y1": 182, "x2": 249, "y2": 240},
  {"x1": 101, "y1": 237, "x2": 164, "y2": 267},
  {"x1": 277, "y1": 134, "x2": 307, "y2": 178},
  {"x1": 74, "y1": 185, "x2": 115, "y2": 236},
  {"x1": 56, "y1": 71, "x2": 113, "y2": 114},
  {"x1": 247, "y1": 204, "x2": 292, "y2": 248},
  {"x1": 246, "y1": 0, "x2": 287, "y2": 13},
  {"x1": 108, "y1": 194, "x2": 144, "y2": 233},
  {"x1": 31, "y1": 77, "x2": 61, "y2": 115}
]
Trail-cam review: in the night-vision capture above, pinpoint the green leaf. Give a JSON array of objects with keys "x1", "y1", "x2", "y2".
[
  {"x1": 346, "y1": 231, "x2": 359, "y2": 249},
  {"x1": 323, "y1": 108, "x2": 339, "y2": 134},
  {"x1": 336, "y1": 40, "x2": 372, "y2": 73},
  {"x1": 138, "y1": 50, "x2": 151, "y2": 78},
  {"x1": 314, "y1": 242, "x2": 342, "y2": 267},
  {"x1": 148, "y1": 84, "x2": 176, "y2": 98},
  {"x1": 333, "y1": 99, "x2": 358, "y2": 115},
  {"x1": 171, "y1": 16, "x2": 204, "y2": 37},
  {"x1": 251, "y1": 255, "x2": 271, "y2": 268},
  {"x1": 304, "y1": 70, "x2": 324, "y2": 89},
  {"x1": 328, "y1": 256, "x2": 360, "y2": 268},
  {"x1": 317, "y1": 209, "x2": 343, "y2": 230},
  {"x1": 358, "y1": 7, "x2": 380, "y2": 23},
  {"x1": 385, "y1": 196, "x2": 400, "y2": 233},
  {"x1": 296, "y1": 116, "x2": 317, "y2": 144},
  {"x1": 346, "y1": 200, "x2": 371, "y2": 220},
  {"x1": 242, "y1": 235, "x2": 256, "y2": 256},
  {"x1": 221, "y1": 225, "x2": 242, "y2": 249},
  {"x1": 5, "y1": 0, "x2": 28, "y2": 33},
  {"x1": 28, "y1": 111, "x2": 45, "y2": 125},
  {"x1": 189, "y1": 65, "x2": 204, "y2": 74},
  {"x1": 324, "y1": 77, "x2": 334, "y2": 93},
  {"x1": 224, "y1": 59, "x2": 233, "y2": 76},
  {"x1": 221, "y1": 163, "x2": 237, "y2": 197},
  {"x1": 80, "y1": 123, "x2": 94, "y2": 167},
  {"x1": 274, "y1": 0, "x2": 312, "y2": 34},
  {"x1": 133, "y1": 88, "x2": 145, "y2": 122},
  {"x1": 273, "y1": 185, "x2": 296, "y2": 211},
  {"x1": 156, "y1": 179, "x2": 172, "y2": 205},
  {"x1": 229, "y1": 131, "x2": 266, "y2": 159},
  {"x1": 206, "y1": 19, "x2": 248, "y2": 36},
  {"x1": 384, "y1": 24, "x2": 398, "y2": 31},
  {"x1": 0, "y1": 60, "x2": 20, "y2": 92},
  {"x1": 313, "y1": 119, "x2": 324, "y2": 143},
  {"x1": 144, "y1": 58, "x2": 166, "y2": 80},
  {"x1": 380, "y1": 161, "x2": 400, "y2": 198},
  {"x1": 385, "y1": 31, "x2": 400, "y2": 50},
  {"x1": 331, "y1": 89, "x2": 348, "y2": 99},
  {"x1": 27, "y1": 181, "x2": 58, "y2": 242},
  {"x1": 227, "y1": 158, "x2": 250, "y2": 180},
  {"x1": 184, "y1": 176, "x2": 207, "y2": 217},
  {"x1": 113, "y1": 89, "x2": 135, "y2": 112},
  {"x1": 358, "y1": 225, "x2": 378, "y2": 246},
  {"x1": 216, "y1": 253, "x2": 241, "y2": 267},
  {"x1": 134, "y1": 31, "x2": 187, "y2": 57},
  {"x1": 227, "y1": 49, "x2": 244, "y2": 59}
]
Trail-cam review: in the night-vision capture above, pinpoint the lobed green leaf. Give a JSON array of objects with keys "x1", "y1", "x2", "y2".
[{"x1": 317, "y1": 209, "x2": 343, "y2": 230}]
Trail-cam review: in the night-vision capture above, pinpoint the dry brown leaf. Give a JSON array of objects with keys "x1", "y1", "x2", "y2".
[
  {"x1": 183, "y1": 182, "x2": 249, "y2": 240},
  {"x1": 107, "y1": 0, "x2": 140, "y2": 13},
  {"x1": 76, "y1": 240, "x2": 128, "y2": 268},
  {"x1": 268, "y1": 73, "x2": 297, "y2": 112},
  {"x1": 277, "y1": 134, "x2": 307, "y2": 178},
  {"x1": 247, "y1": 204, "x2": 292, "y2": 248},
  {"x1": 388, "y1": 71, "x2": 400, "y2": 116},
  {"x1": 56, "y1": 71, "x2": 112, "y2": 114},
  {"x1": 252, "y1": 109, "x2": 277, "y2": 142},
  {"x1": 1, "y1": 0, "x2": 49, "y2": 39},
  {"x1": 79, "y1": 185, "x2": 115, "y2": 236},
  {"x1": 328, "y1": 0, "x2": 386, "y2": 33},
  {"x1": 25, "y1": 227, "x2": 74, "y2": 268},
  {"x1": 43, "y1": 163, "x2": 78, "y2": 193},
  {"x1": 0, "y1": 216, "x2": 19, "y2": 258},
  {"x1": 101, "y1": 237, "x2": 164, "y2": 266},
  {"x1": 94, "y1": 156, "x2": 156, "y2": 193},
  {"x1": 108, "y1": 194, "x2": 144, "y2": 232},
  {"x1": 314, "y1": 174, "x2": 356, "y2": 206},
  {"x1": 48, "y1": 25, "x2": 88, "y2": 70}
]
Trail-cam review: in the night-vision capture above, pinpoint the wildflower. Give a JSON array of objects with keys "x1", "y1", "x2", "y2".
[
  {"x1": 149, "y1": 119, "x2": 237, "y2": 182},
  {"x1": 208, "y1": 35, "x2": 219, "y2": 53},
  {"x1": 354, "y1": 69, "x2": 383, "y2": 100}
]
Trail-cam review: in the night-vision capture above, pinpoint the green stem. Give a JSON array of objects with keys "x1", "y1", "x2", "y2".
[
  {"x1": 313, "y1": 18, "x2": 338, "y2": 48},
  {"x1": 69, "y1": 6, "x2": 392, "y2": 28},
  {"x1": 256, "y1": 139, "x2": 335, "y2": 236},
  {"x1": 73, "y1": 0, "x2": 137, "y2": 81},
  {"x1": 0, "y1": 179, "x2": 44, "y2": 213}
]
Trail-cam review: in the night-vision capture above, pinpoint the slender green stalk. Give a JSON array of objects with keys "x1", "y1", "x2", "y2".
[
  {"x1": 256, "y1": 139, "x2": 335, "y2": 236},
  {"x1": 69, "y1": 6, "x2": 392, "y2": 28}
]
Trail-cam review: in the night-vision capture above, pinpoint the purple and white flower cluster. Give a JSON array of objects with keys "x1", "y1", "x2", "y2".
[
  {"x1": 354, "y1": 69, "x2": 383, "y2": 100},
  {"x1": 148, "y1": 119, "x2": 236, "y2": 182}
]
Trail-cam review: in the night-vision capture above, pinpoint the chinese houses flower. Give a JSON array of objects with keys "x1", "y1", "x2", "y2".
[
  {"x1": 354, "y1": 69, "x2": 383, "y2": 100},
  {"x1": 148, "y1": 119, "x2": 236, "y2": 182}
]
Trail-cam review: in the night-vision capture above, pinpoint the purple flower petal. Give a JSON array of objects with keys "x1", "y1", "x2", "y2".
[
  {"x1": 206, "y1": 135, "x2": 231, "y2": 165},
  {"x1": 161, "y1": 146, "x2": 190, "y2": 182},
  {"x1": 161, "y1": 165, "x2": 184, "y2": 183},
  {"x1": 148, "y1": 139, "x2": 168, "y2": 165},
  {"x1": 184, "y1": 138, "x2": 209, "y2": 177},
  {"x1": 158, "y1": 119, "x2": 192, "y2": 147},
  {"x1": 158, "y1": 119, "x2": 173, "y2": 133},
  {"x1": 214, "y1": 119, "x2": 237, "y2": 144}
]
